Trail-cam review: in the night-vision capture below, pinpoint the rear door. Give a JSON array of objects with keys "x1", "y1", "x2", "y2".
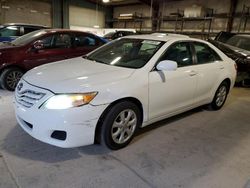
[
  {"x1": 23, "y1": 33, "x2": 73, "y2": 70},
  {"x1": 70, "y1": 33, "x2": 103, "y2": 58},
  {"x1": 191, "y1": 42, "x2": 225, "y2": 104}
]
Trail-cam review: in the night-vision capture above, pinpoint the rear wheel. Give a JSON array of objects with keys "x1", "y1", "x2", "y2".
[
  {"x1": 101, "y1": 101, "x2": 141, "y2": 150},
  {"x1": 0, "y1": 68, "x2": 23, "y2": 91},
  {"x1": 209, "y1": 81, "x2": 229, "y2": 110}
]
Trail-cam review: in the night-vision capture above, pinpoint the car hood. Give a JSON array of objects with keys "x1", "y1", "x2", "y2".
[
  {"x1": 0, "y1": 42, "x2": 22, "y2": 51},
  {"x1": 211, "y1": 40, "x2": 250, "y2": 59},
  {"x1": 23, "y1": 57, "x2": 135, "y2": 93}
]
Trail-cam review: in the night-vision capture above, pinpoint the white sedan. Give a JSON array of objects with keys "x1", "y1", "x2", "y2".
[{"x1": 14, "y1": 33, "x2": 237, "y2": 150}]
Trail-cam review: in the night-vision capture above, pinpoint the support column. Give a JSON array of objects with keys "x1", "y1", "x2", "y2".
[
  {"x1": 52, "y1": 0, "x2": 69, "y2": 28},
  {"x1": 227, "y1": 0, "x2": 238, "y2": 32}
]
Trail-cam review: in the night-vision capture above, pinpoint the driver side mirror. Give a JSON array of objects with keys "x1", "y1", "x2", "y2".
[
  {"x1": 156, "y1": 60, "x2": 178, "y2": 71},
  {"x1": 33, "y1": 40, "x2": 44, "y2": 50}
]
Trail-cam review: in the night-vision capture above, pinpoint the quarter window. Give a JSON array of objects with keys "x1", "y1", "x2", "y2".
[
  {"x1": 159, "y1": 42, "x2": 193, "y2": 67},
  {"x1": 193, "y1": 42, "x2": 222, "y2": 64}
]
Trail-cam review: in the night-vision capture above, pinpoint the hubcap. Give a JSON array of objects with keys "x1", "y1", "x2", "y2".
[
  {"x1": 215, "y1": 85, "x2": 227, "y2": 107},
  {"x1": 6, "y1": 71, "x2": 23, "y2": 90},
  {"x1": 111, "y1": 109, "x2": 137, "y2": 144}
]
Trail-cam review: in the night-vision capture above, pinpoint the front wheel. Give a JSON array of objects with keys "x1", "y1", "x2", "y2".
[
  {"x1": 0, "y1": 68, "x2": 24, "y2": 91},
  {"x1": 101, "y1": 101, "x2": 142, "y2": 150},
  {"x1": 209, "y1": 81, "x2": 229, "y2": 110}
]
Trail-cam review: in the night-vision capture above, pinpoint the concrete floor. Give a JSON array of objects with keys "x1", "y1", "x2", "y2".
[{"x1": 0, "y1": 88, "x2": 250, "y2": 188}]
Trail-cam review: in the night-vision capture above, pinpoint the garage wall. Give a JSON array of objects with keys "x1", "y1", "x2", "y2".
[
  {"x1": 0, "y1": 0, "x2": 51, "y2": 26},
  {"x1": 113, "y1": 0, "x2": 250, "y2": 33},
  {"x1": 69, "y1": 6, "x2": 105, "y2": 28},
  {"x1": 160, "y1": 0, "x2": 230, "y2": 33}
]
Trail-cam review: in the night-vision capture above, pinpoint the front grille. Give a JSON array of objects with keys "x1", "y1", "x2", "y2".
[{"x1": 16, "y1": 89, "x2": 46, "y2": 108}]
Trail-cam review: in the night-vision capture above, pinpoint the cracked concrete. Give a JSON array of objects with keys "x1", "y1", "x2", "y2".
[{"x1": 0, "y1": 87, "x2": 250, "y2": 188}]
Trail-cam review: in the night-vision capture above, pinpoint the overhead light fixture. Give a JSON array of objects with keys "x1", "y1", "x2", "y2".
[
  {"x1": 93, "y1": 25, "x2": 100, "y2": 28},
  {"x1": 102, "y1": 0, "x2": 110, "y2": 3}
]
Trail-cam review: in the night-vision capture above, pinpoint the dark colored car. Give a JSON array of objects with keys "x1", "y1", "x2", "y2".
[
  {"x1": 209, "y1": 33, "x2": 250, "y2": 85},
  {"x1": 103, "y1": 30, "x2": 136, "y2": 40},
  {"x1": 0, "y1": 23, "x2": 48, "y2": 42},
  {"x1": 0, "y1": 29, "x2": 107, "y2": 91}
]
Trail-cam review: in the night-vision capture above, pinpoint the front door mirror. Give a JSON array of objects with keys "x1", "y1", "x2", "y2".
[
  {"x1": 156, "y1": 60, "x2": 178, "y2": 71},
  {"x1": 33, "y1": 40, "x2": 44, "y2": 50}
]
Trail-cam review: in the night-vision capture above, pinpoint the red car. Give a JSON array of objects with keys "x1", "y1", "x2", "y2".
[{"x1": 0, "y1": 29, "x2": 107, "y2": 91}]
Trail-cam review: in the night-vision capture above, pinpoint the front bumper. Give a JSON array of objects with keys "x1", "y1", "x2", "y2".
[
  {"x1": 15, "y1": 103, "x2": 108, "y2": 148},
  {"x1": 14, "y1": 80, "x2": 108, "y2": 148}
]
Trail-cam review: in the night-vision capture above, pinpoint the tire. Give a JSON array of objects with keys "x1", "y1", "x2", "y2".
[
  {"x1": 209, "y1": 81, "x2": 229, "y2": 110},
  {"x1": 101, "y1": 101, "x2": 142, "y2": 150},
  {"x1": 0, "y1": 68, "x2": 24, "y2": 91}
]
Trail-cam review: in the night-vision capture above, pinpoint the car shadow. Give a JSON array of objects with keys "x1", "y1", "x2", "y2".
[{"x1": 2, "y1": 106, "x2": 205, "y2": 163}]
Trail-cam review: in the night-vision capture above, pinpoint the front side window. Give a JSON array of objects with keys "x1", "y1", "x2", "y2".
[
  {"x1": 40, "y1": 36, "x2": 53, "y2": 49},
  {"x1": 86, "y1": 39, "x2": 163, "y2": 69},
  {"x1": 193, "y1": 42, "x2": 222, "y2": 64},
  {"x1": 0, "y1": 26, "x2": 20, "y2": 37},
  {"x1": 158, "y1": 42, "x2": 193, "y2": 67}
]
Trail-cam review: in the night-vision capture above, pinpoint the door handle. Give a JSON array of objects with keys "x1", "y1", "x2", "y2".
[{"x1": 189, "y1": 70, "x2": 197, "y2": 76}]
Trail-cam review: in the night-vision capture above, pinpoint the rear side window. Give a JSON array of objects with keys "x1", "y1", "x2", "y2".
[
  {"x1": 54, "y1": 34, "x2": 72, "y2": 48},
  {"x1": 158, "y1": 42, "x2": 193, "y2": 67},
  {"x1": 24, "y1": 27, "x2": 40, "y2": 35},
  {"x1": 74, "y1": 35, "x2": 97, "y2": 47},
  {"x1": 193, "y1": 42, "x2": 222, "y2": 64}
]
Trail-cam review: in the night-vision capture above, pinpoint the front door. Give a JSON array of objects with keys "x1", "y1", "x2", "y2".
[
  {"x1": 23, "y1": 33, "x2": 73, "y2": 70},
  {"x1": 149, "y1": 42, "x2": 198, "y2": 119}
]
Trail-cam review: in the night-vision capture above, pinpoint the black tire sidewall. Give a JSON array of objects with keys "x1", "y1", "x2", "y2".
[
  {"x1": 0, "y1": 68, "x2": 23, "y2": 91},
  {"x1": 101, "y1": 101, "x2": 141, "y2": 150}
]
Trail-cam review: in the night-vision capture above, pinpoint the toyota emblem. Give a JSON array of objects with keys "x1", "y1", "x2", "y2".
[{"x1": 17, "y1": 82, "x2": 23, "y2": 91}]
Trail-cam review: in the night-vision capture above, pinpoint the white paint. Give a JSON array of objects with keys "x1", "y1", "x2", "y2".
[{"x1": 15, "y1": 34, "x2": 236, "y2": 148}]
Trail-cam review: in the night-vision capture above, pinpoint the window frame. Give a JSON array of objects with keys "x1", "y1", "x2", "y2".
[
  {"x1": 153, "y1": 40, "x2": 196, "y2": 71},
  {"x1": 191, "y1": 41, "x2": 223, "y2": 65}
]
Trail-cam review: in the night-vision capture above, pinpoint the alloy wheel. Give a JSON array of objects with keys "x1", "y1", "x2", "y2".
[{"x1": 111, "y1": 109, "x2": 137, "y2": 144}]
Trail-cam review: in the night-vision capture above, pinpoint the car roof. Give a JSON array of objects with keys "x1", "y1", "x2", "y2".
[
  {"x1": 234, "y1": 34, "x2": 250, "y2": 38},
  {"x1": 123, "y1": 33, "x2": 206, "y2": 43},
  {"x1": 3, "y1": 23, "x2": 48, "y2": 28},
  {"x1": 39, "y1": 29, "x2": 101, "y2": 36}
]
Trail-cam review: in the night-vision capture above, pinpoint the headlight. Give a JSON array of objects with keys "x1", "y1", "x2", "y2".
[{"x1": 43, "y1": 92, "x2": 97, "y2": 109}]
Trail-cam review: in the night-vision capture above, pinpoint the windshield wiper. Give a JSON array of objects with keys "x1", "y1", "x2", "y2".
[
  {"x1": 3, "y1": 41, "x2": 15, "y2": 46},
  {"x1": 82, "y1": 55, "x2": 106, "y2": 64}
]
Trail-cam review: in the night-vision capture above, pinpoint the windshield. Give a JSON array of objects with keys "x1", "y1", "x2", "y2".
[
  {"x1": 11, "y1": 30, "x2": 46, "y2": 46},
  {"x1": 226, "y1": 35, "x2": 250, "y2": 51},
  {"x1": 86, "y1": 38, "x2": 164, "y2": 69}
]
